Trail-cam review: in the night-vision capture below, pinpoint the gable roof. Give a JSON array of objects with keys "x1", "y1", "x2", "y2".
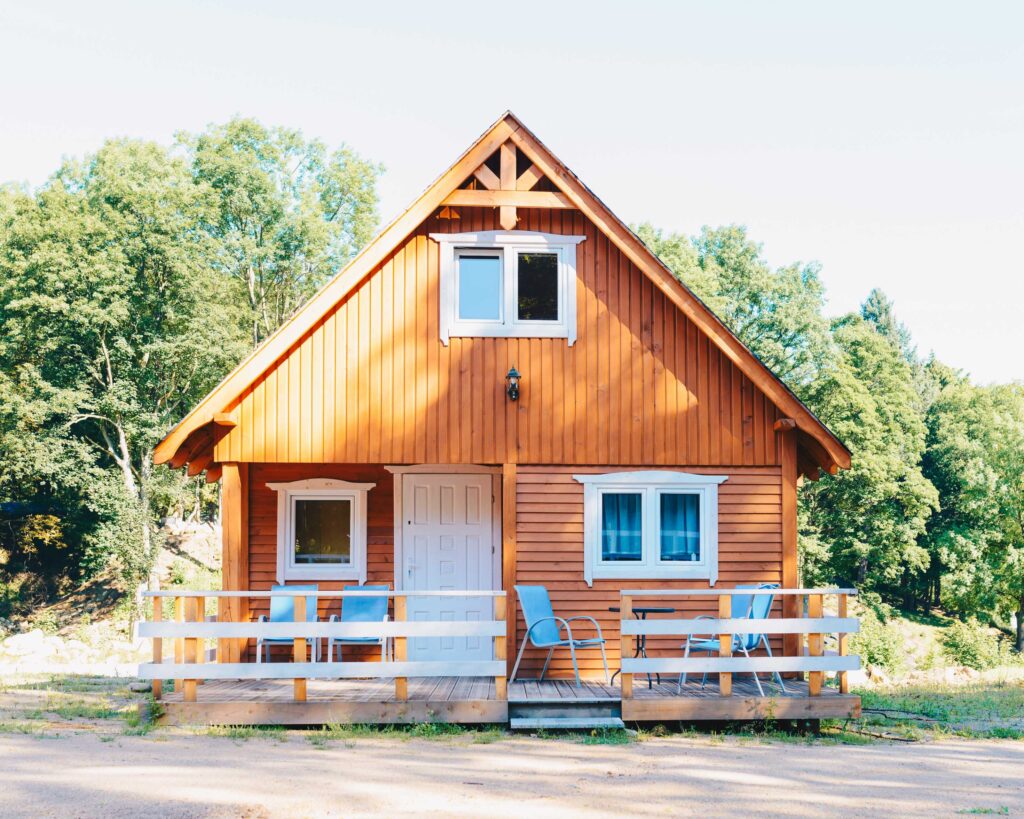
[{"x1": 154, "y1": 111, "x2": 851, "y2": 476}]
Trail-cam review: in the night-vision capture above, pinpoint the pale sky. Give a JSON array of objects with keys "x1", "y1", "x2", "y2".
[{"x1": 2, "y1": 1, "x2": 1021, "y2": 383}]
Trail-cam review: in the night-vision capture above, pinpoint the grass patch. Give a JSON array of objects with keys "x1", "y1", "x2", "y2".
[
  {"x1": 204, "y1": 724, "x2": 288, "y2": 741},
  {"x1": 306, "y1": 722, "x2": 506, "y2": 746},
  {"x1": 956, "y1": 808, "x2": 1010, "y2": 816},
  {"x1": 858, "y1": 680, "x2": 1024, "y2": 738}
]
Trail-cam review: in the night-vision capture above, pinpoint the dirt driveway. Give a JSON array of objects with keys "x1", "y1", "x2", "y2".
[{"x1": 1, "y1": 732, "x2": 1022, "y2": 817}]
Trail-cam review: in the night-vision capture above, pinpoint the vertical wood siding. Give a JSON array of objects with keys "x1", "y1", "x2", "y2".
[
  {"x1": 216, "y1": 207, "x2": 783, "y2": 466},
  {"x1": 246, "y1": 464, "x2": 394, "y2": 661},
  {"x1": 513, "y1": 465, "x2": 783, "y2": 678}
]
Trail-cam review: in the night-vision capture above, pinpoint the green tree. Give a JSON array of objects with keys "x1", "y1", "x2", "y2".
[
  {"x1": 179, "y1": 117, "x2": 383, "y2": 343},
  {"x1": 0, "y1": 140, "x2": 249, "y2": 588},
  {"x1": 800, "y1": 315, "x2": 938, "y2": 590}
]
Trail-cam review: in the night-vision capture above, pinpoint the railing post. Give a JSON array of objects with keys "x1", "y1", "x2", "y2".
[
  {"x1": 174, "y1": 595, "x2": 184, "y2": 696},
  {"x1": 196, "y1": 595, "x2": 206, "y2": 684},
  {"x1": 494, "y1": 596, "x2": 507, "y2": 701},
  {"x1": 293, "y1": 594, "x2": 307, "y2": 703},
  {"x1": 217, "y1": 596, "x2": 227, "y2": 664},
  {"x1": 718, "y1": 593, "x2": 732, "y2": 697},
  {"x1": 183, "y1": 597, "x2": 198, "y2": 703},
  {"x1": 837, "y1": 593, "x2": 849, "y2": 694},
  {"x1": 394, "y1": 596, "x2": 408, "y2": 702},
  {"x1": 151, "y1": 596, "x2": 162, "y2": 700},
  {"x1": 620, "y1": 595, "x2": 633, "y2": 699},
  {"x1": 808, "y1": 593, "x2": 823, "y2": 696}
]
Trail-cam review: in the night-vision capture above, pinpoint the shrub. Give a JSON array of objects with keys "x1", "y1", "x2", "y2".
[
  {"x1": 850, "y1": 597, "x2": 905, "y2": 674},
  {"x1": 941, "y1": 619, "x2": 1003, "y2": 670}
]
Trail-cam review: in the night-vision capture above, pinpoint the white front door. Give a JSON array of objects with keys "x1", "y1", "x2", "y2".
[{"x1": 401, "y1": 474, "x2": 497, "y2": 662}]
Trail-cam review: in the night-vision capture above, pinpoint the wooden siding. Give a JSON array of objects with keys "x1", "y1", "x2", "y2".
[
  {"x1": 216, "y1": 207, "x2": 783, "y2": 466},
  {"x1": 512, "y1": 465, "x2": 783, "y2": 679},
  {"x1": 247, "y1": 464, "x2": 394, "y2": 661}
]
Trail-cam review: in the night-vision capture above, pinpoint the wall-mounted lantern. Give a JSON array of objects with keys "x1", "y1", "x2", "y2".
[{"x1": 505, "y1": 367, "x2": 521, "y2": 402}]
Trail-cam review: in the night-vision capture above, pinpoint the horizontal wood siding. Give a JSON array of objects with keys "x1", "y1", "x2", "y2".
[
  {"x1": 247, "y1": 464, "x2": 394, "y2": 661},
  {"x1": 216, "y1": 207, "x2": 782, "y2": 466},
  {"x1": 513, "y1": 465, "x2": 783, "y2": 679}
]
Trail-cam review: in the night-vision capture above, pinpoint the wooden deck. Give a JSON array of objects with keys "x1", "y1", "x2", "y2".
[{"x1": 157, "y1": 676, "x2": 859, "y2": 726}]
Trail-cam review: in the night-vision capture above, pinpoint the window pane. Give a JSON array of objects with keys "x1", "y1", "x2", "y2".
[
  {"x1": 294, "y1": 499, "x2": 352, "y2": 564},
  {"x1": 660, "y1": 493, "x2": 700, "y2": 561},
  {"x1": 601, "y1": 493, "x2": 642, "y2": 561},
  {"x1": 457, "y1": 254, "x2": 502, "y2": 320},
  {"x1": 517, "y1": 252, "x2": 559, "y2": 321}
]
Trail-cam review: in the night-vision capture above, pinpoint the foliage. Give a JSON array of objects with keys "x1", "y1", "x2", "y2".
[
  {"x1": 849, "y1": 596, "x2": 906, "y2": 673},
  {"x1": 941, "y1": 619, "x2": 1005, "y2": 670},
  {"x1": 0, "y1": 119, "x2": 381, "y2": 604},
  {"x1": 179, "y1": 117, "x2": 383, "y2": 344}
]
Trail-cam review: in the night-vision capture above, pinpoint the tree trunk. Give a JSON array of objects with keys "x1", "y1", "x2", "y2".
[{"x1": 1016, "y1": 596, "x2": 1024, "y2": 653}]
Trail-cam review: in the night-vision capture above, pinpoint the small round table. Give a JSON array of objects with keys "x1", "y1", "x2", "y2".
[{"x1": 608, "y1": 606, "x2": 676, "y2": 688}]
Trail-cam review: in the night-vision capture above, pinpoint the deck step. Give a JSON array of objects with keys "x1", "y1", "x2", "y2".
[{"x1": 510, "y1": 716, "x2": 626, "y2": 731}]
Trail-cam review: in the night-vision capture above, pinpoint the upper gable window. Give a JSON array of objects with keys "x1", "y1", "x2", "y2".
[{"x1": 431, "y1": 231, "x2": 585, "y2": 345}]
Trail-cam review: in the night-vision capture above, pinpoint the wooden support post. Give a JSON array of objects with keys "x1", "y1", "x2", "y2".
[
  {"x1": 837, "y1": 593, "x2": 849, "y2": 694},
  {"x1": 718, "y1": 594, "x2": 732, "y2": 697},
  {"x1": 151, "y1": 596, "x2": 162, "y2": 700},
  {"x1": 620, "y1": 595, "x2": 633, "y2": 699},
  {"x1": 808, "y1": 593, "x2": 823, "y2": 696},
  {"x1": 499, "y1": 141, "x2": 517, "y2": 229},
  {"x1": 221, "y1": 463, "x2": 249, "y2": 663},
  {"x1": 216, "y1": 596, "x2": 226, "y2": 663},
  {"x1": 293, "y1": 595, "x2": 307, "y2": 703},
  {"x1": 183, "y1": 597, "x2": 198, "y2": 703},
  {"x1": 501, "y1": 463, "x2": 517, "y2": 676},
  {"x1": 173, "y1": 596, "x2": 184, "y2": 694},
  {"x1": 195, "y1": 595, "x2": 205, "y2": 685},
  {"x1": 780, "y1": 428, "x2": 800, "y2": 667},
  {"x1": 394, "y1": 596, "x2": 408, "y2": 701},
  {"x1": 494, "y1": 596, "x2": 507, "y2": 701}
]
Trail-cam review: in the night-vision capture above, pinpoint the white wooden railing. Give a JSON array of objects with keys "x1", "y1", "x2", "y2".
[
  {"x1": 618, "y1": 588, "x2": 860, "y2": 698},
  {"x1": 138, "y1": 589, "x2": 507, "y2": 705}
]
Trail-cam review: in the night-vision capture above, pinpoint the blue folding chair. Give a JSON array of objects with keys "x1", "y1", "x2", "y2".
[
  {"x1": 327, "y1": 585, "x2": 391, "y2": 662},
  {"x1": 256, "y1": 584, "x2": 320, "y2": 662},
  {"x1": 510, "y1": 585, "x2": 610, "y2": 687},
  {"x1": 677, "y1": 583, "x2": 787, "y2": 695}
]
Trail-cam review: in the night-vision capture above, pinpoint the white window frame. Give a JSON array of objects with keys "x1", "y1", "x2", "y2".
[
  {"x1": 267, "y1": 479, "x2": 374, "y2": 584},
  {"x1": 430, "y1": 230, "x2": 585, "y2": 345},
  {"x1": 574, "y1": 471, "x2": 728, "y2": 586}
]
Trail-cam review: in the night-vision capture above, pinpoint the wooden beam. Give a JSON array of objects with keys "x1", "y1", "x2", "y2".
[
  {"x1": 499, "y1": 142, "x2": 517, "y2": 229},
  {"x1": 502, "y1": 464, "x2": 517, "y2": 676},
  {"x1": 293, "y1": 595, "x2": 307, "y2": 702},
  {"x1": 205, "y1": 464, "x2": 223, "y2": 484},
  {"x1": 838, "y1": 594, "x2": 850, "y2": 694},
  {"x1": 798, "y1": 433, "x2": 840, "y2": 476},
  {"x1": 473, "y1": 163, "x2": 500, "y2": 190},
  {"x1": 186, "y1": 451, "x2": 214, "y2": 478},
  {"x1": 781, "y1": 429, "x2": 800, "y2": 664},
  {"x1": 151, "y1": 595, "x2": 162, "y2": 700},
  {"x1": 441, "y1": 189, "x2": 573, "y2": 209},
  {"x1": 516, "y1": 164, "x2": 544, "y2": 191},
  {"x1": 808, "y1": 594, "x2": 823, "y2": 695},
  {"x1": 394, "y1": 596, "x2": 408, "y2": 701},
  {"x1": 211, "y1": 412, "x2": 237, "y2": 430},
  {"x1": 221, "y1": 464, "x2": 249, "y2": 663},
  {"x1": 494, "y1": 596, "x2": 507, "y2": 701},
  {"x1": 774, "y1": 418, "x2": 797, "y2": 431},
  {"x1": 718, "y1": 594, "x2": 732, "y2": 697},
  {"x1": 168, "y1": 428, "x2": 213, "y2": 469}
]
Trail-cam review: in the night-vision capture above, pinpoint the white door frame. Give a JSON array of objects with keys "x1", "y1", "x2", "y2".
[{"x1": 386, "y1": 465, "x2": 502, "y2": 592}]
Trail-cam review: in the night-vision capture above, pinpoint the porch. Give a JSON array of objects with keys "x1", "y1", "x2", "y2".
[
  {"x1": 156, "y1": 676, "x2": 858, "y2": 726},
  {"x1": 138, "y1": 587, "x2": 862, "y2": 727}
]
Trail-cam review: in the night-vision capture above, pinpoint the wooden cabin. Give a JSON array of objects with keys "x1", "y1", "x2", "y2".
[{"x1": 144, "y1": 113, "x2": 859, "y2": 727}]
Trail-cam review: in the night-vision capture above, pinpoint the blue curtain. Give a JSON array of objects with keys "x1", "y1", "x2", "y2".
[
  {"x1": 660, "y1": 493, "x2": 700, "y2": 561},
  {"x1": 601, "y1": 493, "x2": 642, "y2": 561}
]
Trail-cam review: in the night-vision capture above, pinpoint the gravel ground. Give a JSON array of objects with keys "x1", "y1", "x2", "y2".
[{"x1": 1, "y1": 731, "x2": 1022, "y2": 818}]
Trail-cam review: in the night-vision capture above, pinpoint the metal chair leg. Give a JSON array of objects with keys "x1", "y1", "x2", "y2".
[
  {"x1": 741, "y1": 646, "x2": 765, "y2": 696},
  {"x1": 509, "y1": 635, "x2": 530, "y2": 683},
  {"x1": 599, "y1": 642, "x2": 611, "y2": 684},
  {"x1": 701, "y1": 649, "x2": 712, "y2": 689},
  {"x1": 762, "y1": 636, "x2": 787, "y2": 693},
  {"x1": 677, "y1": 640, "x2": 692, "y2": 693},
  {"x1": 568, "y1": 641, "x2": 581, "y2": 686},
  {"x1": 540, "y1": 647, "x2": 555, "y2": 681}
]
